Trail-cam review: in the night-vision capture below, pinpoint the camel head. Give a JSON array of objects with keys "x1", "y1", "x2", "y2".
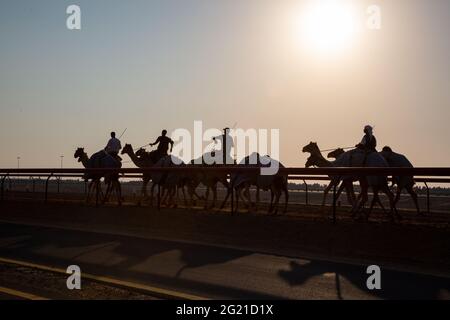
[
  {"x1": 121, "y1": 144, "x2": 133, "y2": 155},
  {"x1": 327, "y1": 148, "x2": 345, "y2": 159},
  {"x1": 74, "y1": 148, "x2": 85, "y2": 162},
  {"x1": 380, "y1": 146, "x2": 393, "y2": 163},
  {"x1": 302, "y1": 142, "x2": 320, "y2": 154}
]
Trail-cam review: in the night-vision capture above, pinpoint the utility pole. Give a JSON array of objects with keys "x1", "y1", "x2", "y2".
[
  {"x1": 17, "y1": 156, "x2": 20, "y2": 169},
  {"x1": 60, "y1": 155, "x2": 64, "y2": 168}
]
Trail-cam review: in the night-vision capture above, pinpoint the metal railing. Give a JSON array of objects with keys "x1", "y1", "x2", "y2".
[{"x1": 1, "y1": 167, "x2": 450, "y2": 223}]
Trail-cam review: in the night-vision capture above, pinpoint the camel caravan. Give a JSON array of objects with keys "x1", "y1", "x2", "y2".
[{"x1": 74, "y1": 126, "x2": 421, "y2": 221}]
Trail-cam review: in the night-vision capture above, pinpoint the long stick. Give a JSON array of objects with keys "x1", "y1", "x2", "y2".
[{"x1": 118, "y1": 128, "x2": 127, "y2": 139}]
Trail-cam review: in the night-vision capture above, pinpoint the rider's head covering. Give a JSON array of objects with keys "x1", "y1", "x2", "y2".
[{"x1": 364, "y1": 125, "x2": 373, "y2": 136}]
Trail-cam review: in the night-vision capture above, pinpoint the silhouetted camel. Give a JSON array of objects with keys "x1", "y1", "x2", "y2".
[
  {"x1": 186, "y1": 152, "x2": 231, "y2": 210},
  {"x1": 303, "y1": 145, "x2": 356, "y2": 208},
  {"x1": 121, "y1": 144, "x2": 159, "y2": 205},
  {"x1": 302, "y1": 142, "x2": 400, "y2": 222},
  {"x1": 231, "y1": 153, "x2": 289, "y2": 215},
  {"x1": 380, "y1": 146, "x2": 421, "y2": 215},
  {"x1": 330, "y1": 146, "x2": 421, "y2": 216},
  {"x1": 74, "y1": 147, "x2": 122, "y2": 205}
]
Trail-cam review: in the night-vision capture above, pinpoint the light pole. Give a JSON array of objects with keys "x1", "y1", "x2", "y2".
[
  {"x1": 60, "y1": 155, "x2": 64, "y2": 169},
  {"x1": 17, "y1": 156, "x2": 20, "y2": 169}
]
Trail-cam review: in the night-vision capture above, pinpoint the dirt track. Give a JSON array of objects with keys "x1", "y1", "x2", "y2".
[{"x1": 1, "y1": 199, "x2": 449, "y2": 276}]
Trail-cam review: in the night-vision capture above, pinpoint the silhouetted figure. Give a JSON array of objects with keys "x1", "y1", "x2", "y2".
[
  {"x1": 356, "y1": 125, "x2": 377, "y2": 152},
  {"x1": 105, "y1": 131, "x2": 122, "y2": 158},
  {"x1": 150, "y1": 130, "x2": 174, "y2": 157},
  {"x1": 213, "y1": 127, "x2": 234, "y2": 165}
]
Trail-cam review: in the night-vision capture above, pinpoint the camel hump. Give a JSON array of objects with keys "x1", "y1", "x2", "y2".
[
  {"x1": 393, "y1": 153, "x2": 414, "y2": 167},
  {"x1": 366, "y1": 152, "x2": 388, "y2": 167},
  {"x1": 88, "y1": 150, "x2": 121, "y2": 168}
]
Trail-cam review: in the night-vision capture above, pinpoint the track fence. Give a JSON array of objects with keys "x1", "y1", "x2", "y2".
[{"x1": 1, "y1": 167, "x2": 450, "y2": 223}]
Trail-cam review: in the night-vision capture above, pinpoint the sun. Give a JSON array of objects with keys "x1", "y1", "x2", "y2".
[{"x1": 296, "y1": 1, "x2": 357, "y2": 55}]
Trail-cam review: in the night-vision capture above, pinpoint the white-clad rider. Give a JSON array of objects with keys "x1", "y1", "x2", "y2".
[{"x1": 105, "y1": 131, "x2": 122, "y2": 159}]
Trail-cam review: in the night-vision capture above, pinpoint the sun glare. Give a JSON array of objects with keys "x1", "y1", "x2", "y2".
[{"x1": 296, "y1": 1, "x2": 357, "y2": 55}]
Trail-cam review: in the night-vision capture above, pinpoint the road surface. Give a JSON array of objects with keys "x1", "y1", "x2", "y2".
[{"x1": 0, "y1": 221, "x2": 449, "y2": 300}]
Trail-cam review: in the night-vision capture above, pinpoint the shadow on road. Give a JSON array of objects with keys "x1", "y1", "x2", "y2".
[{"x1": 279, "y1": 260, "x2": 450, "y2": 299}]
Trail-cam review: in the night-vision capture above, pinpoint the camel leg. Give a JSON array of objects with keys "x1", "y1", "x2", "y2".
[
  {"x1": 335, "y1": 182, "x2": 345, "y2": 202},
  {"x1": 86, "y1": 180, "x2": 95, "y2": 203},
  {"x1": 237, "y1": 185, "x2": 250, "y2": 211},
  {"x1": 235, "y1": 187, "x2": 240, "y2": 214},
  {"x1": 97, "y1": 180, "x2": 105, "y2": 204},
  {"x1": 163, "y1": 186, "x2": 170, "y2": 206},
  {"x1": 394, "y1": 187, "x2": 402, "y2": 206},
  {"x1": 233, "y1": 186, "x2": 244, "y2": 214},
  {"x1": 220, "y1": 180, "x2": 231, "y2": 210},
  {"x1": 347, "y1": 180, "x2": 357, "y2": 205},
  {"x1": 162, "y1": 186, "x2": 171, "y2": 206},
  {"x1": 87, "y1": 179, "x2": 101, "y2": 204},
  {"x1": 243, "y1": 184, "x2": 252, "y2": 212},
  {"x1": 343, "y1": 181, "x2": 355, "y2": 207},
  {"x1": 139, "y1": 178, "x2": 150, "y2": 206},
  {"x1": 149, "y1": 183, "x2": 156, "y2": 207},
  {"x1": 322, "y1": 182, "x2": 333, "y2": 207},
  {"x1": 114, "y1": 180, "x2": 122, "y2": 206},
  {"x1": 382, "y1": 185, "x2": 400, "y2": 222},
  {"x1": 353, "y1": 181, "x2": 368, "y2": 218},
  {"x1": 181, "y1": 185, "x2": 188, "y2": 207},
  {"x1": 268, "y1": 188, "x2": 275, "y2": 214},
  {"x1": 283, "y1": 182, "x2": 289, "y2": 214},
  {"x1": 375, "y1": 193, "x2": 387, "y2": 214},
  {"x1": 170, "y1": 186, "x2": 177, "y2": 208},
  {"x1": 210, "y1": 184, "x2": 217, "y2": 209},
  {"x1": 367, "y1": 189, "x2": 379, "y2": 220},
  {"x1": 271, "y1": 186, "x2": 282, "y2": 215},
  {"x1": 187, "y1": 183, "x2": 199, "y2": 207},
  {"x1": 406, "y1": 184, "x2": 421, "y2": 215},
  {"x1": 236, "y1": 184, "x2": 249, "y2": 211},
  {"x1": 254, "y1": 187, "x2": 260, "y2": 212},
  {"x1": 103, "y1": 182, "x2": 112, "y2": 205},
  {"x1": 173, "y1": 186, "x2": 179, "y2": 207},
  {"x1": 204, "y1": 186, "x2": 210, "y2": 210}
]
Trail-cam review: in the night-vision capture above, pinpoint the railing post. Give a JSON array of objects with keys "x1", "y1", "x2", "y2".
[
  {"x1": 332, "y1": 184, "x2": 337, "y2": 224},
  {"x1": 424, "y1": 182, "x2": 430, "y2": 215},
  {"x1": 303, "y1": 180, "x2": 308, "y2": 205},
  {"x1": 45, "y1": 173, "x2": 54, "y2": 203}
]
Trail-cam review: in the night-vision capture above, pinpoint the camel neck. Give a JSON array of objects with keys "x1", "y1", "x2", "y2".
[
  {"x1": 125, "y1": 149, "x2": 144, "y2": 167},
  {"x1": 80, "y1": 153, "x2": 89, "y2": 168},
  {"x1": 314, "y1": 152, "x2": 332, "y2": 167}
]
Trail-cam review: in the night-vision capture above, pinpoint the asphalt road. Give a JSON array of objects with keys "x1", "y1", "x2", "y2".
[{"x1": 0, "y1": 222, "x2": 448, "y2": 300}]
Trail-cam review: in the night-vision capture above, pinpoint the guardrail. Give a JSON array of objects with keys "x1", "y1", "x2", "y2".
[{"x1": 1, "y1": 167, "x2": 450, "y2": 223}]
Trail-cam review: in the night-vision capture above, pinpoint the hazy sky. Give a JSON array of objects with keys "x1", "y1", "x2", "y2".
[{"x1": 1, "y1": 0, "x2": 449, "y2": 168}]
